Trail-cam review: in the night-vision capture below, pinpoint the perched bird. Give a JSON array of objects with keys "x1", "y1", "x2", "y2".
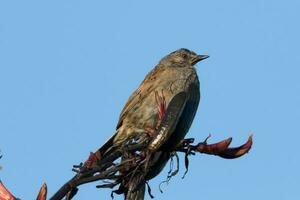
[
  {"x1": 87, "y1": 48, "x2": 208, "y2": 163},
  {"x1": 85, "y1": 48, "x2": 209, "y2": 199},
  {"x1": 49, "y1": 48, "x2": 252, "y2": 200}
]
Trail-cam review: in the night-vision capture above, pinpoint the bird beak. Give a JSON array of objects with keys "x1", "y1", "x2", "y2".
[{"x1": 192, "y1": 54, "x2": 209, "y2": 65}]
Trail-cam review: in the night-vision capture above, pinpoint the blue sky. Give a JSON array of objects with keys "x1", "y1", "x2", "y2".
[{"x1": 0, "y1": 1, "x2": 299, "y2": 199}]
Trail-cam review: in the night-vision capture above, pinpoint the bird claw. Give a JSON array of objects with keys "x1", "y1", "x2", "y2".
[{"x1": 196, "y1": 134, "x2": 253, "y2": 159}]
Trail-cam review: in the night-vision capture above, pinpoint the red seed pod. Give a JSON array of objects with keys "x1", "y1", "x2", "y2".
[
  {"x1": 195, "y1": 135, "x2": 253, "y2": 159},
  {"x1": 36, "y1": 183, "x2": 47, "y2": 200},
  {"x1": 196, "y1": 137, "x2": 232, "y2": 155},
  {"x1": 218, "y1": 135, "x2": 253, "y2": 159},
  {"x1": 83, "y1": 151, "x2": 102, "y2": 169},
  {"x1": 0, "y1": 180, "x2": 17, "y2": 200}
]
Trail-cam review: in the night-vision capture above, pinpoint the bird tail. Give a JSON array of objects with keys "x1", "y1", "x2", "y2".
[
  {"x1": 125, "y1": 178, "x2": 146, "y2": 200},
  {"x1": 125, "y1": 185, "x2": 145, "y2": 200},
  {"x1": 83, "y1": 130, "x2": 119, "y2": 168},
  {"x1": 96, "y1": 130, "x2": 118, "y2": 157}
]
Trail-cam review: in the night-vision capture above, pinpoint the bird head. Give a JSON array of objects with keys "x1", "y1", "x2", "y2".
[{"x1": 159, "y1": 48, "x2": 209, "y2": 67}]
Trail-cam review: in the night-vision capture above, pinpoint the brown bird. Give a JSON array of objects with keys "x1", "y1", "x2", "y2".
[
  {"x1": 88, "y1": 48, "x2": 208, "y2": 162},
  {"x1": 83, "y1": 48, "x2": 209, "y2": 199},
  {"x1": 46, "y1": 48, "x2": 252, "y2": 200}
]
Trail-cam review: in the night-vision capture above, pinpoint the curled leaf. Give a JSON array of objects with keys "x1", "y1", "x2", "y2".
[
  {"x1": 195, "y1": 135, "x2": 253, "y2": 159},
  {"x1": 196, "y1": 137, "x2": 232, "y2": 155},
  {"x1": 218, "y1": 135, "x2": 253, "y2": 159}
]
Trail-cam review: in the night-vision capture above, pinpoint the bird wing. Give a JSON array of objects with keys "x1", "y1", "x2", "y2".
[
  {"x1": 133, "y1": 91, "x2": 188, "y2": 187},
  {"x1": 116, "y1": 67, "x2": 161, "y2": 129},
  {"x1": 163, "y1": 82, "x2": 200, "y2": 149},
  {"x1": 146, "y1": 82, "x2": 199, "y2": 180},
  {"x1": 116, "y1": 87, "x2": 143, "y2": 129},
  {"x1": 95, "y1": 67, "x2": 162, "y2": 158},
  {"x1": 148, "y1": 91, "x2": 188, "y2": 151}
]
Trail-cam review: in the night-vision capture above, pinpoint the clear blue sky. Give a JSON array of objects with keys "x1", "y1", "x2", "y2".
[{"x1": 0, "y1": 1, "x2": 299, "y2": 199}]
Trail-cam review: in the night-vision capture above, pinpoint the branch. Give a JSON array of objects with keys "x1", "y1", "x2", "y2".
[
  {"x1": 0, "y1": 134, "x2": 253, "y2": 200},
  {"x1": 49, "y1": 134, "x2": 252, "y2": 200}
]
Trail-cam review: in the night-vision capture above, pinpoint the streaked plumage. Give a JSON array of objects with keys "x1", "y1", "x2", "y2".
[{"x1": 97, "y1": 49, "x2": 208, "y2": 159}]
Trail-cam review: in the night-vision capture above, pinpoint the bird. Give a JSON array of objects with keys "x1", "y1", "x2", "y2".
[{"x1": 84, "y1": 48, "x2": 209, "y2": 199}]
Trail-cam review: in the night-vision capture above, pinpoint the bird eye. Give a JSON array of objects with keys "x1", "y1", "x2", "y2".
[{"x1": 182, "y1": 54, "x2": 188, "y2": 59}]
